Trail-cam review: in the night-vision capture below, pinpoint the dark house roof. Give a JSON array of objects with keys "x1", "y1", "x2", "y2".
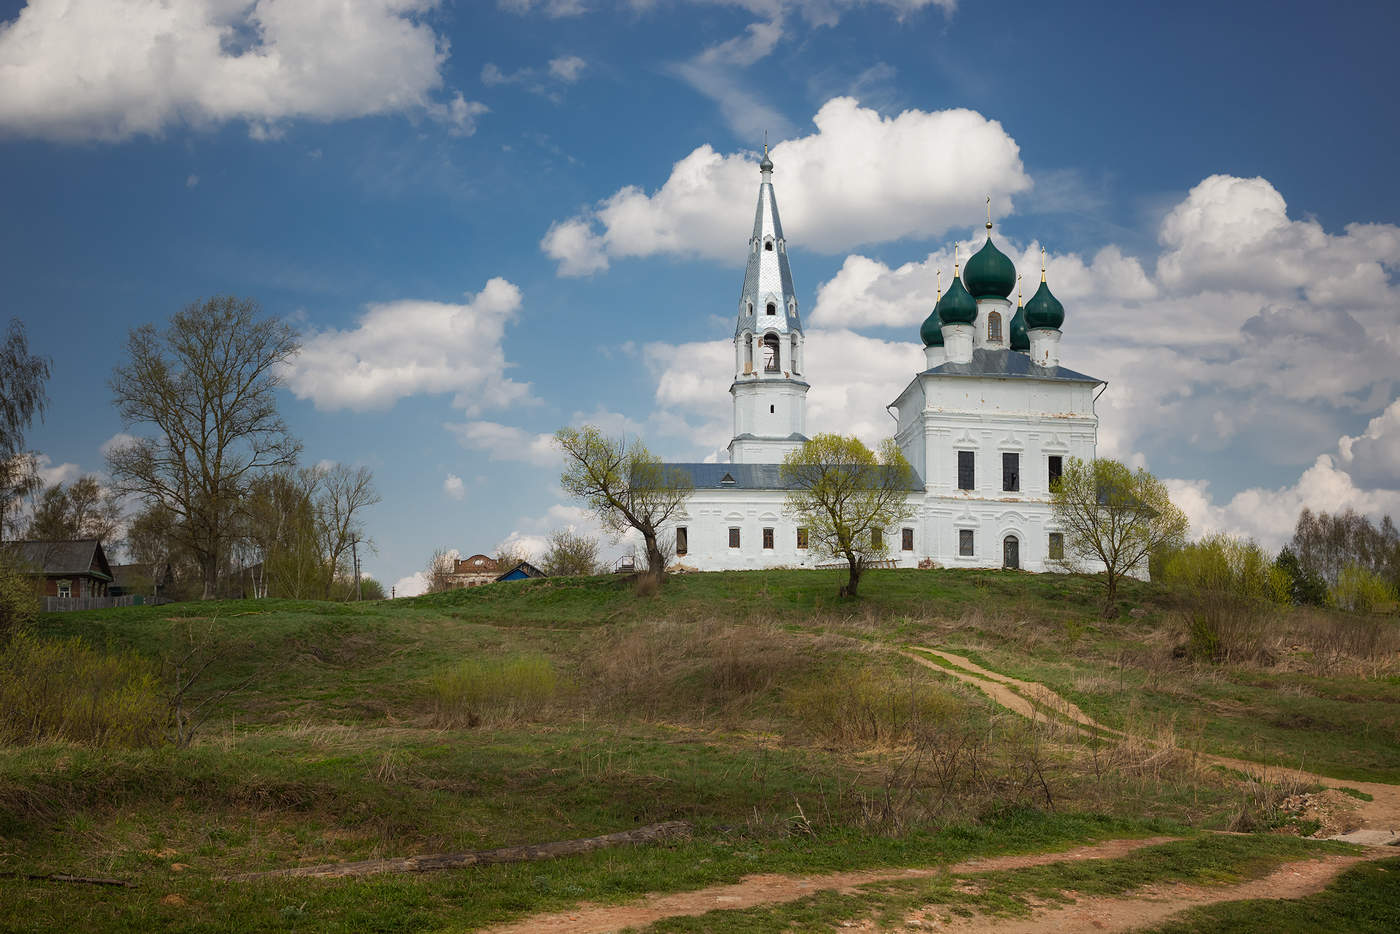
[
  {"x1": 9, "y1": 539, "x2": 113, "y2": 581},
  {"x1": 494, "y1": 561, "x2": 546, "y2": 582},
  {"x1": 664, "y1": 462, "x2": 924, "y2": 492},
  {"x1": 922, "y1": 348, "x2": 1103, "y2": 384}
]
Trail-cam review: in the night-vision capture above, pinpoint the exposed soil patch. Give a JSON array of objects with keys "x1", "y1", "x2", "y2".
[
  {"x1": 480, "y1": 837, "x2": 1180, "y2": 934},
  {"x1": 889, "y1": 852, "x2": 1376, "y2": 933}
]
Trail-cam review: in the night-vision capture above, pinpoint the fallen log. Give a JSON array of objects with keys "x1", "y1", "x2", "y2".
[
  {"x1": 233, "y1": 820, "x2": 691, "y2": 880},
  {"x1": 0, "y1": 871, "x2": 134, "y2": 887}
]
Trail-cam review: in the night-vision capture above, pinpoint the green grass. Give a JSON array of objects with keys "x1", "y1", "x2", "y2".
[
  {"x1": 1147, "y1": 855, "x2": 1400, "y2": 933},
  {"x1": 641, "y1": 834, "x2": 1356, "y2": 932},
  {"x1": 4, "y1": 568, "x2": 1395, "y2": 931}
]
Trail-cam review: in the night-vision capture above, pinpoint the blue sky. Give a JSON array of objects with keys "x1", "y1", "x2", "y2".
[{"x1": 4, "y1": 0, "x2": 1399, "y2": 594}]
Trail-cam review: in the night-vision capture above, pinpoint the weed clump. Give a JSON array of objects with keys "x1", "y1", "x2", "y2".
[
  {"x1": 785, "y1": 669, "x2": 964, "y2": 746},
  {"x1": 0, "y1": 630, "x2": 165, "y2": 747},
  {"x1": 428, "y1": 653, "x2": 559, "y2": 727}
]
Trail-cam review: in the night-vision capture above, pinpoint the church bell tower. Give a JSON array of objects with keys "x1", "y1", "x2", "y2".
[{"x1": 728, "y1": 147, "x2": 810, "y2": 464}]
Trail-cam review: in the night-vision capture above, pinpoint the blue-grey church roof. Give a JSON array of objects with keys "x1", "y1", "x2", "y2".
[
  {"x1": 922, "y1": 348, "x2": 1103, "y2": 384},
  {"x1": 735, "y1": 153, "x2": 803, "y2": 337},
  {"x1": 667, "y1": 462, "x2": 925, "y2": 491}
]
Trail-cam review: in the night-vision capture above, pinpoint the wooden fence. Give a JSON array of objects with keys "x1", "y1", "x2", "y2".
[{"x1": 42, "y1": 595, "x2": 146, "y2": 613}]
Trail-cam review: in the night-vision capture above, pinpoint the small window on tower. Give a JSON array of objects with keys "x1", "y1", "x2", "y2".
[
  {"x1": 765, "y1": 241, "x2": 774, "y2": 251},
  {"x1": 988, "y1": 311, "x2": 1003, "y2": 342},
  {"x1": 766, "y1": 302, "x2": 776, "y2": 315},
  {"x1": 770, "y1": 405, "x2": 775, "y2": 413}
]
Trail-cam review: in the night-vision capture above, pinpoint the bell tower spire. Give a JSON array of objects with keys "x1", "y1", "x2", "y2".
[{"x1": 729, "y1": 146, "x2": 810, "y2": 464}]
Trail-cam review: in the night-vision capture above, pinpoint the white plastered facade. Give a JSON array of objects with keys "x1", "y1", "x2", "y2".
[{"x1": 662, "y1": 157, "x2": 1110, "y2": 575}]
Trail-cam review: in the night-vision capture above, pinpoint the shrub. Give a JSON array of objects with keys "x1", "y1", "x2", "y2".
[
  {"x1": 428, "y1": 653, "x2": 559, "y2": 727},
  {"x1": 1166, "y1": 535, "x2": 1288, "y2": 663},
  {"x1": 1332, "y1": 564, "x2": 1398, "y2": 614},
  {"x1": 0, "y1": 630, "x2": 165, "y2": 747},
  {"x1": 0, "y1": 557, "x2": 40, "y2": 644},
  {"x1": 784, "y1": 668, "x2": 964, "y2": 746},
  {"x1": 1165, "y1": 535, "x2": 1291, "y2": 604}
]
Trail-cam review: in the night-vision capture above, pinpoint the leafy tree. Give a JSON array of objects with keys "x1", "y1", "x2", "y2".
[
  {"x1": 542, "y1": 529, "x2": 600, "y2": 577},
  {"x1": 1050, "y1": 457, "x2": 1188, "y2": 617},
  {"x1": 0, "y1": 319, "x2": 50, "y2": 541},
  {"x1": 780, "y1": 434, "x2": 915, "y2": 598},
  {"x1": 357, "y1": 577, "x2": 386, "y2": 601},
  {"x1": 555, "y1": 426, "x2": 692, "y2": 586},
  {"x1": 24, "y1": 475, "x2": 124, "y2": 546},
  {"x1": 107, "y1": 297, "x2": 301, "y2": 598},
  {"x1": 1274, "y1": 546, "x2": 1328, "y2": 606}
]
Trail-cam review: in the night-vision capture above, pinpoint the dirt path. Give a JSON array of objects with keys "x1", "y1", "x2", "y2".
[
  {"x1": 888, "y1": 851, "x2": 1379, "y2": 933},
  {"x1": 479, "y1": 837, "x2": 1180, "y2": 934},
  {"x1": 906, "y1": 647, "x2": 1400, "y2": 845}
]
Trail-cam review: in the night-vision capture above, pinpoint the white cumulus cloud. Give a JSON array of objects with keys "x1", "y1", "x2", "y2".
[
  {"x1": 543, "y1": 98, "x2": 1030, "y2": 274},
  {"x1": 0, "y1": 0, "x2": 480, "y2": 142},
  {"x1": 446, "y1": 421, "x2": 559, "y2": 466},
  {"x1": 284, "y1": 277, "x2": 532, "y2": 414},
  {"x1": 443, "y1": 473, "x2": 465, "y2": 500}
]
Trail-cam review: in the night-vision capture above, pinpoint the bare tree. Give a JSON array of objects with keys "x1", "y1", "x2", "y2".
[
  {"x1": 314, "y1": 464, "x2": 380, "y2": 599},
  {"x1": 555, "y1": 426, "x2": 692, "y2": 586},
  {"x1": 108, "y1": 297, "x2": 301, "y2": 598},
  {"x1": 425, "y1": 548, "x2": 456, "y2": 594},
  {"x1": 24, "y1": 475, "x2": 124, "y2": 546},
  {"x1": 0, "y1": 319, "x2": 50, "y2": 541}
]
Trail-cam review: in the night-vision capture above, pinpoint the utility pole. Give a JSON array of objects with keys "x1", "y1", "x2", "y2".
[{"x1": 351, "y1": 538, "x2": 362, "y2": 601}]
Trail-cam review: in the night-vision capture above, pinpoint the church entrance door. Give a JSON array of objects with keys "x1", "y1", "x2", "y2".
[{"x1": 1003, "y1": 536, "x2": 1020, "y2": 570}]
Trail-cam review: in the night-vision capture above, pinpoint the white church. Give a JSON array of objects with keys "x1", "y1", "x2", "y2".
[{"x1": 663, "y1": 149, "x2": 1103, "y2": 572}]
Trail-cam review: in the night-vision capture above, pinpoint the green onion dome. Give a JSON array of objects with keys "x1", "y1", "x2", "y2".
[
  {"x1": 1009, "y1": 303, "x2": 1029, "y2": 351},
  {"x1": 963, "y1": 236, "x2": 1017, "y2": 300},
  {"x1": 920, "y1": 307, "x2": 945, "y2": 347},
  {"x1": 1024, "y1": 279, "x2": 1064, "y2": 330},
  {"x1": 937, "y1": 274, "x2": 978, "y2": 325}
]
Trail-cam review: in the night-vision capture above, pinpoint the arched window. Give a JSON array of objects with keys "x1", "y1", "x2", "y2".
[
  {"x1": 763, "y1": 333, "x2": 780, "y2": 372},
  {"x1": 790, "y1": 334, "x2": 799, "y2": 374},
  {"x1": 766, "y1": 302, "x2": 776, "y2": 316},
  {"x1": 744, "y1": 333, "x2": 754, "y2": 373},
  {"x1": 764, "y1": 240, "x2": 774, "y2": 251},
  {"x1": 746, "y1": 301, "x2": 753, "y2": 317},
  {"x1": 988, "y1": 311, "x2": 1003, "y2": 342}
]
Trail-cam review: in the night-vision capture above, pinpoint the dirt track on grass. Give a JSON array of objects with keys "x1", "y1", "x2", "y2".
[
  {"x1": 479, "y1": 836, "x2": 1180, "y2": 934},
  {"x1": 886, "y1": 851, "x2": 1380, "y2": 933},
  {"x1": 905, "y1": 647, "x2": 1400, "y2": 844},
  {"x1": 483, "y1": 648, "x2": 1398, "y2": 933}
]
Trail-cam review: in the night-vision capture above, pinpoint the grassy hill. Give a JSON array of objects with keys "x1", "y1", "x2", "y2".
[{"x1": 1, "y1": 569, "x2": 1396, "y2": 931}]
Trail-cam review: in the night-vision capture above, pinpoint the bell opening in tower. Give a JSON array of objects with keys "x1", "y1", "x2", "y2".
[{"x1": 762, "y1": 333, "x2": 780, "y2": 372}]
